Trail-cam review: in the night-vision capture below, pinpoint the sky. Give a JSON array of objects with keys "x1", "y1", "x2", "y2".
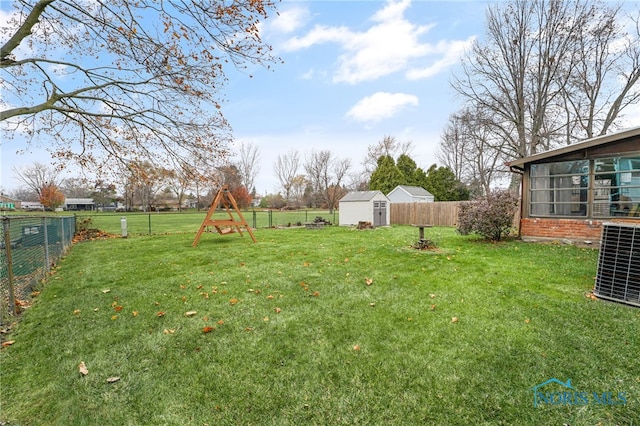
[
  {"x1": 0, "y1": 0, "x2": 488, "y2": 195},
  {"x1": 223, "y1": 0, "x2": 485, "y2": 194},
  {"x1": 2, "y1": 0, "x2": 637, "y2": 196}
]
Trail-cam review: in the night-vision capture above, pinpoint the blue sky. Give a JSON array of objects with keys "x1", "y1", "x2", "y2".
[
  {"x1": 224, "y1": 0, "x2": 486, "y2": 193},
  {"x1": 0, "y1": 0, "x2": 489, "y2": 194}
]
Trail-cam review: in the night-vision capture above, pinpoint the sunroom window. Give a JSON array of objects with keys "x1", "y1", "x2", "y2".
[
  {"x1": 530, "y1": 160, "x2": 588, "y2": 216},
  {"x1": 593, "y1": 156, "x2": 640, "y2": 217}
]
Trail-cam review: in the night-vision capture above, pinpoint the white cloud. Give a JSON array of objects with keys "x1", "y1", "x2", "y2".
[
  {"x1": 283, "y1": 25, "x2": 352, "y2": 50},
  {"x1": 270, "y1": 6, "x2": 311, "y2": 34},
  {"x1": 281, "y1": 0, "x2": 470, "y2": 84},
  {"x1": 346, "y1": 92, "x2": 419, "y2": 122},
  {"x1": 406, "y1": 36, "x2": 475, "y2": 80}
]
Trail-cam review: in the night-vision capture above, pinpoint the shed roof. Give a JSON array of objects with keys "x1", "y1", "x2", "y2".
[
  {"x1": 508, "y1": 126, "x2": 640, "y2": 170},
  {"x1": 392, "y1": 185, "x2": 433, "y2": 197},
  {"x1": 340, "y1": 191, "x2": 384, "y2": 202}
]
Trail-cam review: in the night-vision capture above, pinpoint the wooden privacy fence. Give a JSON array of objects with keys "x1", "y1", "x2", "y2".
[
  {"x1": 391, "y1": 202, "x2": 463, "y2": 226},
  {"x1": 390, "y1": 201, "x2": 521, "y2": 228}
]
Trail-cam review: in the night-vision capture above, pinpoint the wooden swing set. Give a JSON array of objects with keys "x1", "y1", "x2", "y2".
[{"x1": 192, "y1": 185, "x2": 256, "y2": 247}]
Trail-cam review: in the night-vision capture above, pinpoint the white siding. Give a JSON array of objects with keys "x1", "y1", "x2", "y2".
[{"x1": 338, "y1": 191, "x2": 390, "y2": 226}]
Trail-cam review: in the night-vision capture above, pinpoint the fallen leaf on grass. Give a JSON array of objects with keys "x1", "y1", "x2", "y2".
[
  {"x1": 352, "y1": 345, "x2": 360, "y2": 351},
  {"x1": 111, "y1": 315, "x2": 118, "y2": 320},
  {"x1": 217, "y1": 320, "x2": 225, "y2": 326},
  {"x1": 430, "y1": 304, "x2": 436, "y2": 311},
  {"x1": 163, "y1": 329, "x2": 176, "y2": 334},
  {"x1": 365, "y1": 278, "x2": 373, "y2": 286},
  {"x1": 2, "y1": 340, "x2": 15, "y2": 347},
  {"x1": 102, "y1": 289, "x2": 110, "y2": 294},
  {"x1": 525, "y1": 318, "x2": 531, "y2": 324},
  {"x1": 79, "y1": 361, "x2": 89, "y2": 376},
  {"x1": 184, "y1": 311, "x2": 197, "y2": 317},
  {"x1": 303, "y1": 262, "x2": 310, "y2": 267},
  {"x1": 451, "y1": 317, "x2": 459, "y2": 323},
  {"x1": 156, "y1": 311, "x2": 165, "y2": 317},
  {"x1": 132, "y1": 311, "x2": 138, "y2": 317},
  {"x1": 114, "y1": 305, "x2": 123, "y2": 312},
  {"x1": 73, "y1": 309, "x2": 81, "y2": 315},
  {"x1": 106, "y1": 377, "x2": 120, "y2": 383},
  {"x1": 274, "y1": 307, "x2": 282, "y2": 314},
  {"x1": 229, "y1": 298, "x2": 238, "y2": 305},
  {"x1": 430, "y1": 294, "x2": 436, "y2": 299},
  {"x1": 202, "y1": 326, "x2": 215, "y2": 333}
]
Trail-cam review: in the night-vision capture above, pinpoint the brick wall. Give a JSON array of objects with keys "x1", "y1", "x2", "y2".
[{"x1": 520, "y1": 218, "x2": 640, "y2": 242}]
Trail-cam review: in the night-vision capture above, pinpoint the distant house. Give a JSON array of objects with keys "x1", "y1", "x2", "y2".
[
  {"x1": 0, "y1": 194, "x2": 20, "y2": 210},
  {"x1": 21, "y1": 201, "x2": 45, "y2": 211},
  {"x1": 64, "y1": 198, "x2": 96, "y2": 211},
  {"x1": 338, "y1": 191, "x2": 390, "y2": 226},
  {"x1": 387, "y1": 185, "x2": 434, "y2": 203},
  {"x1": 507, "y1": 126, "x2": 640, "y2": 242}
]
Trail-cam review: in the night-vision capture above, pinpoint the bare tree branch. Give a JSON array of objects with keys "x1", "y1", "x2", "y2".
[{"x1": 1, "y1": 0, "x2": 280, "y2": 180}]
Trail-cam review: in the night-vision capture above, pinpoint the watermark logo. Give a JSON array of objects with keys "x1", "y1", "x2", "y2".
[{"x1": 530, "y1": 378, "x2": 627, "y2": 407}]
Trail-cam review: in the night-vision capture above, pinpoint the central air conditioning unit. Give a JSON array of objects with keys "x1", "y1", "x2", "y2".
[{"x1": 594, "y1": 222, "x2": 640, "y2": 307}]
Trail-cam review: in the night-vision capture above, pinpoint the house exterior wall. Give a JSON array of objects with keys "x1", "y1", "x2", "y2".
[
  {"x1": 520, "y1": 217, "x2": 640, "y2": 242},
  {"x1": 387, "y1": 187, "x2": 434, "y2": 203},
  {"x1": 387, "y1": 191, "x2": 413, "y2": 203}
]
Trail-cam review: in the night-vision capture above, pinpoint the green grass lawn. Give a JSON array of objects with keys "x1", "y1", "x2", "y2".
[{"x1": 1, "y1": 226, "x2": 638, "y2": 425}]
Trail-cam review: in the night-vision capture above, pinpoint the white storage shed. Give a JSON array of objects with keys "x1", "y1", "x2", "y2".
[
  {"x1": 387, "y1": 185, "x2": 434, "y2": 203},
  {"x1": 338, "y1": 191, "x2": 390, "y2": 226}
]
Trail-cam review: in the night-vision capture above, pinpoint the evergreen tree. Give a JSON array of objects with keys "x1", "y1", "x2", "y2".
[
  {"x1": 424, "y1": 165, "x2": 470, "y2": 201},
  {"x1": 369, "y1": 155, "x2": 404, "y2": 195}
]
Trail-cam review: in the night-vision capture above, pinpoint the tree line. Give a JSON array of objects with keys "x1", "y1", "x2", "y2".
[{"x1": 5, "y1": 136, "x2": 469, "y2": 211}]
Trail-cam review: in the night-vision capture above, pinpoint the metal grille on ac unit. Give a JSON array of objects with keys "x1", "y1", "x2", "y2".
[{"x1": 594, "y1": 222, "x2": 640, "y2": 307}]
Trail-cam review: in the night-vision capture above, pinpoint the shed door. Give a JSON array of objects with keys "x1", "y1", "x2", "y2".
[{"x1": 373, "y1": 201, "x2": 387, "y2": 226}]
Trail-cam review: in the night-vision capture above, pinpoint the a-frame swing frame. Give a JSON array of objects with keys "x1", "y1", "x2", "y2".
[{"x1": 192, "y1": 185, "x2": 256, "y2": 247}]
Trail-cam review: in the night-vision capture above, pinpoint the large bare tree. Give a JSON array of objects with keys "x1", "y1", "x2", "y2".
[
  {"x1": 1, "y1": 0, "x2": 279, "y2": 177},
  {"x1": 304, "y1": 150, "x2": 351, "y2": 211},
  {"x1": 362, "y1": 136, "x2": 413, "y2": 182},
  {"x1": 236, "y1": 141, "x2": 261, "y2": 195},
  {"x1": 452, "y1": 0, "x2": 639, "y2": 160},
  {"x1": 438, "y1": 108, "x2": 510, "y2": 196},
  {"x1": 274, "y1": 149, "x2": 300, "y2": 204},
  {"x1": 12, "y1": 162, "x2": 61, "y2": 196},
  {"x1": 560, "y1": 4, "x2": 640, "y2": 140}
]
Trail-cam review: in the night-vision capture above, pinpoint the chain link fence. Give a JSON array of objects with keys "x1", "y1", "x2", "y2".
[
  {"x1": 74, "y1": 210, "x2": 339, "y2": 236},
  {"x1": 1, "y1": 215, "x2": 75, "y2": 323}
]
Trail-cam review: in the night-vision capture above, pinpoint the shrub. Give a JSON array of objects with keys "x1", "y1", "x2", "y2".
[{"x1": 457, "y1": 190, "x2": 519, "y2": 241}]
